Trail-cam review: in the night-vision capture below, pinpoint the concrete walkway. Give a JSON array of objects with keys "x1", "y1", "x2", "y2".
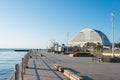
[
  {"x1": 24, "y1": 50, "x2": 120, "y2": 80},
  {"x1": 23, "y1": 50, "x2": 67, "y2": 80}
]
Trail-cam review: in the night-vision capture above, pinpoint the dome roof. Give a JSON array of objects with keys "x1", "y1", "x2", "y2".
[{"x1": 68, "y1": 28, "x2": 111, "y2": 46}]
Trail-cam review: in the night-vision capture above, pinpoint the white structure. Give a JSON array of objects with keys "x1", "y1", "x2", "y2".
[
  {"x1": 68, "y1": 28, "x2": 111, "y2": 47},
  {"x1": 103, "y1": 53, "x2": 120, "y2": 57},
  {"x1": 111, "y1": 12, "x2": 115, "y2": 57}
]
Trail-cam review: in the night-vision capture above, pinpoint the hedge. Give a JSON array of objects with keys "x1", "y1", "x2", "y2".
[{"x1": 72, "y1": 52, "x2": 93, "y2": 57}]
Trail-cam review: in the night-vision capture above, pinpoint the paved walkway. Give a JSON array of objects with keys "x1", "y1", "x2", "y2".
[
  {"x1": 24, "y1": 50, "x2": 120, "y2": 80},
  {"x1": 23, "y1": 50, "x2": 67, "y2": 80}
]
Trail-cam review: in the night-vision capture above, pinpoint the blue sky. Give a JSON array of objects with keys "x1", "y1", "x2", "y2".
[{"x1": 0, "y1": 0, "x2": 120, "y2": 48}]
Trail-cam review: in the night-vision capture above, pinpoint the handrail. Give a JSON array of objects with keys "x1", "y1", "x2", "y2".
[
  {"x1": 7, "y1": 71, "x2": 15, "y2": 80},
  {"x1": 8, "y1": 50, "x2": 30, "y2": 80}
]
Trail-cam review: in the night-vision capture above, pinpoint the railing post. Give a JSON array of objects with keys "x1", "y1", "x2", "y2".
[
  {"x1": 22, "y1": 58, "x2": 24, "y2": 80},
  {"x1": 24, "y1": 55, "x2": 26, "y2": 74},
  {"x1": 15, "y1": 64, "x2": 19, "y2": 80},
  {"x1": 26, "y1": 53, "x2": 29, "y2": 68}
]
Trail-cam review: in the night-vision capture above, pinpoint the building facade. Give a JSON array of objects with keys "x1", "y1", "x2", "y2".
[{"x1": 68, "y1": 28, "x2": 111, "y2": 47}]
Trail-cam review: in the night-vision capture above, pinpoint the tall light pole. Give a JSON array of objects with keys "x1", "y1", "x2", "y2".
[
  {"x1": 67, "y1": 32, "x2": 69, "y2": 53},
  {"x1": 111, "y1": 12, "x2": 115, "y2": 57}
]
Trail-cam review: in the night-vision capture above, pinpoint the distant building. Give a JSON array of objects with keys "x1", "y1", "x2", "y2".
[{"x1": 68, "y1": 28, "x2": 111, "y2": 47}]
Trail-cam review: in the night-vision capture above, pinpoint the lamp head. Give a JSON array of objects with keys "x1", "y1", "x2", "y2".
[{"x1": 111, "y1": 12, "x2": 115, "y2": 17}]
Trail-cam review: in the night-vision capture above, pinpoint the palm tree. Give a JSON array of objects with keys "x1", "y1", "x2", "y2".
[
  {"x1": 84, "y1": 42, "x2": 103, "y2": 51},
  {"x1": 95, "y1": 42, "x2": 103, "y2": 51},
  {"x1": 115, "y1": 42, "x2": 120, "y2": 48}
]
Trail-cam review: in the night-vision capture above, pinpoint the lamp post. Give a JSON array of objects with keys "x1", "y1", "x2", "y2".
[
  {"x1": 111, "y1": 12, "x2": 115, "y2": 57},
  {"x1": 67, "y1": 32, "x2": 69, "y2": 53}
]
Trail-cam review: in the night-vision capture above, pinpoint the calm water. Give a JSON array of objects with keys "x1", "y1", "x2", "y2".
[{"x1": 0, "y1": 49, "x2": 27, "y2": 80}]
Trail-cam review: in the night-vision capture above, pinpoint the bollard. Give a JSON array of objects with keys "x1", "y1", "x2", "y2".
[
  {"x1": 24, "y1": 55, "x2": 27, "y2": 74},
  {"x1": 26, "y1": 53, "x2": 29, "y2": 68},
  {"x1": 15, "y1": 64, "x2": 19, "y2": 80}
]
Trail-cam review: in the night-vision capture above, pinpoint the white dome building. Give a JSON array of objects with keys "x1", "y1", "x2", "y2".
[{"x1": 68, "y1": 28, "x2": 111, "y2": 47}]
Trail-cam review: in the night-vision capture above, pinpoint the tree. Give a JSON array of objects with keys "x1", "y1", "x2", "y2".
[
  {"x1": 115, "y1": 42, "x2": 120, "y2": 48},
  {"x1": 84, "y1": 42, "x2": 91, "y2": 48},
  {"x1": 95, "y1": 42, "x2": 103, "y2": 51},
  {"x1": 49, "y1": 40, "x2": 59, "y2": 52},
  {"x1": 83, "y1": 42, "x2": 103, "y2": 51}
]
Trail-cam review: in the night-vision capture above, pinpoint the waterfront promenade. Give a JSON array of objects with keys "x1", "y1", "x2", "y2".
[
  {"x1": 23, "y1": 50, "x2": 67, "y2": 80},
  {"x1": 23, "y1": 50, "x2": 120, "y2": 80}
]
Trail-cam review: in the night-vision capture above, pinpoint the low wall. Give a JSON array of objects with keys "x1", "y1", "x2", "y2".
[
  {"x1": 53, "y1": 64, "x2": 84, "y2": 80},
  {"x1": 103, "y1": 53, "x2": 120, "y2": 57},
  {"x1": 64, "y1": 70, "x2": 84, "y2": 80}
]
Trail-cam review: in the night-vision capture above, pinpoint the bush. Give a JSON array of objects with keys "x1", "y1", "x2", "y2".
[{"x1": 72, "y1": 52, "x2": 93, "y2": 57}]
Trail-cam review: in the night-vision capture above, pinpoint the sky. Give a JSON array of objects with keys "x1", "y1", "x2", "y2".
[{"x1": 0, "y1": 0, "x2": 120, "y2": 49}]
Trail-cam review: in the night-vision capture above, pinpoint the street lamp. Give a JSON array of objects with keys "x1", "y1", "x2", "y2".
[
  {"x1": 111, "y1": 12, "x2": 115, "y2": 57},
  {"x1": 67, "y1": 32, "x2": 69, "y2": 53}
]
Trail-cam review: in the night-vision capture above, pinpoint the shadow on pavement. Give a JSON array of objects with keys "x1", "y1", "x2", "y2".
[
  {"x1": 66, "y1": 68, "x2": 94, "y2": 80},
  {"x1": 67, "y1": 67, "x2": 80, "y2": 74},
  {"x1": 81, "y1": 76, "x2": 94, "y2": 80},
  {"x1": 33, "y1": 60, "x2": 41, "y2": 80}
]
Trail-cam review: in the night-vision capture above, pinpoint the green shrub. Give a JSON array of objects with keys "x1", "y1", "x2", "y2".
[{"x1": 72, "y1": 52, "x2": 93, "y2": 57}]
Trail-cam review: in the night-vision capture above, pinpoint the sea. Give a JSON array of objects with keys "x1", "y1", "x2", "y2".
[{"x1": 0, "y1": 48, "x2": 28, "y2": 80}]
